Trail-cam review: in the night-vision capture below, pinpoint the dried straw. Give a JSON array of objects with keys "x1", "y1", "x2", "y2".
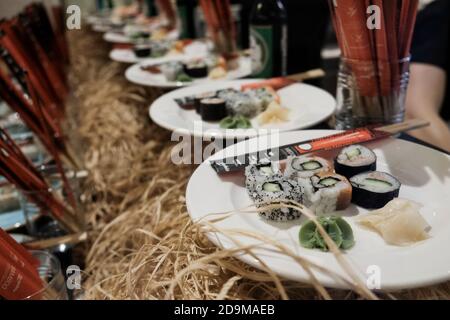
[{"x1": 67, "y1": 29, "x2": 450, "y2": 300}]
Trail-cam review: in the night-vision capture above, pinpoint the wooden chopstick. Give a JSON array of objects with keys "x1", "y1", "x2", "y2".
[
  {"x1": 376, "y1": 119, "x2": 429, "y2": 134},
  {"x1": 286, "y1": 69, "x2": 326, "y2": 82}
]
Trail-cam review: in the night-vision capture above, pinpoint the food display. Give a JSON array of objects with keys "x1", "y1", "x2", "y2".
[
  {"x1": 140, "y1": 52, "x2": 249, "y2": 83},
  {"x1": 131, "y1": 39, "x2": 191, "y2": 59},
  {"x1": 174, "y1": 85, "x2": 289, "y2": 125},
  {"x1": 239, "y1": 140, "x2": 433, "y2": 251}
]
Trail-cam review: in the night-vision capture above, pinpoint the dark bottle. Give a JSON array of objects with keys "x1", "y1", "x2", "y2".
[
  {"x1": 249, "y1": 0, "x2": 288, "y2": 78},
  {"x1": 145, "y1": 0, "x2": 158, "y2": 17}
]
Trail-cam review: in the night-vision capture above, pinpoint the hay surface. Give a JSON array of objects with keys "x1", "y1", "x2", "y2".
[{"x1": 68, "y1": 29, "x2": 450, "y2": 300}]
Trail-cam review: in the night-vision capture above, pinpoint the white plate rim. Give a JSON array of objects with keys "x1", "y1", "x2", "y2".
[{"x1": 125, "y1": 56, "x2": 252, "y2": 88}]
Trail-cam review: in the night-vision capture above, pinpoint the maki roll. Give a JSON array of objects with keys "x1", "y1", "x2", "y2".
[
  {"x1": 246, "y1": 87, "x2": 279, "y2": 112},
  {"x1": 335, "y1": 145, "x2": 377, "y2": 178},
  {"x1": 183, "y1": 61, "x2": 208, "y2": 78},
  {"x1": 298, "y1": 172, "x2": 352, "y2": 214},
  {"x1": 245, "y1": 162, "x2": 281, "y2": 195},
  {"x1": 284, "y1": 156, "x2": 332, "y2": 179},
  {"x1": 251, "y1": 177, "x2": 304, "y2": 222},
  {"x1": 350, "y1": 171, "x2": 401, "y2": 209},
  {"x1": 217, "y1": 88, "x2": 239, "y2": 101},
  {"x1": 151, "y1": 42, "x2": 170, "y2": 57},
  {"x1": 133, "y1": 44, "x2": 152, "y2": 58},
  {"x1": 200, "y1": 98, "x2": 228, "y2": 121},
  {"x1": 161, "y1": 61, "x2": 183, "y2": 82},
  {"x1": 194, "y1": 91, "x2": 217, "y2": 114},
  {"x1": 226, "y1": 92, "x2": 261, "y2": 118}
]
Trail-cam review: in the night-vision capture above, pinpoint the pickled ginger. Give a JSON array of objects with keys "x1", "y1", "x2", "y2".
[{"x1": 357, "y1": 198, "x2": 430, "y2": 246}]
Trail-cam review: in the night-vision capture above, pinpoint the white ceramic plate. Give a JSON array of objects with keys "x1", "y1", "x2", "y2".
[
  {"x1": 109, "y1": 41, "x2": 209, "y2": 64},
  {"x1": 126, "y1": 57, "x2": 252, "y2": 89},
  {"x1": 103, "y1": 28, "x2": 180, "y2": 44},
  {"x1": 149, "y1": 80, "x2": 336, "y2": 139},
  {"x1": 186, "y1": 130, "x2": 450, "y2": 290}
]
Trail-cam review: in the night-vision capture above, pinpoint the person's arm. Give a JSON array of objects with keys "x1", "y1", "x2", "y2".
[{"x1": 405, "y1": 63, "x2": 450, "y2": 152}]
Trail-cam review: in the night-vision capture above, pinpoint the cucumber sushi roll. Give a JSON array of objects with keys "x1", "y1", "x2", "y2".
[
  {"x1": 350, "y1": 171, "x2": 401, "y2": 209},
  {"x1": 194, "y1": 91, "x2": 216, "y2": 114},
  {"x1": 284, "y1": 156, "x2": 332, "y2": 179},
  {"x1": 245, "y1": 163, "x2": 281, "y2": 196},
  {"x1": 298, "y1": 172, "x2": 352, "y2": 214},
  {"x1": 183, "y1": 61, "x2": 208, "y2": 78},
  {"x1": 133, "y1": 44, "x2": 152, "y2": 58},
  {"x1": 161, "y1": 61, "x2": 183, "y2": 82},
  {"x1": 200, "y1": 98, "x2": 228, "y2": 121},
  {"x1": 335, "y1": 145, "x2": 377, "y2": 178},
  {"x1": 252, "y1": 177, "x2": 304, "y2": 222}
]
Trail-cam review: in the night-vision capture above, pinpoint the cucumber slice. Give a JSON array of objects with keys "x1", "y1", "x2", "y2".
[
  {"x1": 319, "y1": 177, "x2": 340, "y2": 187},
  {"x1": 346, "y1": 148, "x2": 361, "y2": 160},
  {"x1": 364, "y1": 178, "x2": 392, "y2": 189},
  {"x1": 263, "y1": 182, "x2": 282, "y2": 192},
  {"x1": 301, "y1": 160, "x2": 322, "y2": 171}
]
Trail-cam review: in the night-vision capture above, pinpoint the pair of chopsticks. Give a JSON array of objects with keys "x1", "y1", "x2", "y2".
[
  {"x1": 241, "y1": 68, "x2": 326, "y2": 91},
  {"x1": 0, "y1": 127, "x2": 82, "y2": 234},
  {"x1": 199, "y1": 0, "x2": 236, "y2": 54},
  {"x1": 0, "y1": 228, "x2": 47, "y2": 300}
]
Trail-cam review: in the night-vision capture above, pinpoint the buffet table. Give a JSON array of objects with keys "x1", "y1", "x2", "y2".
[{"x1": 68, "y1": 29, "x2": 450, "y2": 300}]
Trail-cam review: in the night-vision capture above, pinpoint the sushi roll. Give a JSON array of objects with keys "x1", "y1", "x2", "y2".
[
  {"x1": 161, "y1": 61, "x2": 183, "y2": 82},
  {"x1": 133, "y1": 44, "x2": 152, "y2": 58},
  {"x1": 151, "y1": 42, "x2": 170, "y2": 57},
  {"x1": 298, "y1": 172, "x2": 352, "y2": 214},
  {"x1": 252, "y1": 177, "x2": 304, "y2": 222},
  {"x1": 350, "y1": 171, "x2": 401, "y2": 209},
  {"x1": 284, "y1": 156, "x2": 332, "y2": 179},
  {"x1": 245, "y1": 162, "x2": 281, "y2": 195},
  {"x1": 217, "y1": 88, "x2": 239, "y2": 101},
  {"x1": 194, "y1": 91, "x2": 217, "y2": 114},
  {"x1": 183, "y1": 61, "x2": 208, "y2": 78},
  {"x1": 246, "y1": 87, "x2": 279, "y2": 112},
  {"x1": 335, "y1": 145, "x2": 377, "y2": 178},
  {"x1": 227, "y1": 92, "x2": 261, "y2": 118},
  {"x1": 200, "y1": 98, "x2": 228, "y2": 121}
]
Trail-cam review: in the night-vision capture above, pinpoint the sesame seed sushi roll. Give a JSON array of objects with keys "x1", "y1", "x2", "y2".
[
  {"x1": 298, "y1": 172, "x2": 352, "y2": 214},
  {"x1": 200, "y1": 98, "x2": 228, "y2": 122},
  {"x1": 335, "y1": 145, "x2": 377, "y2": 179},
  {"x1": 350, "y1": 171, "x2": 401, "y2": 209},
  {"x1": 227, "y1": 92, "x2": 261, "y2": 118},
  {"x1": 246, "y1": 87, "x2": 280, "y2": 112},
  {"x1": 245, "y1": 162, "x2": 281, "y2": 195},
  {"x1": 252, "y1": 177, "x2": 304, "y2": 222},
  {"x1": 284, "y1": 156, "x2": 332, "y2": 179}
]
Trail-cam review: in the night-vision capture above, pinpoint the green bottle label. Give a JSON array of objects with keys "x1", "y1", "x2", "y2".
[{"x1": 250, "y1": 25, "x2": 273, "y2": 78}]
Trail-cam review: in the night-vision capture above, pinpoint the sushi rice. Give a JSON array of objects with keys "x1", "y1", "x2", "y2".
[{"x1": 250, "y1": 176, "x2": 304, "y2": 222}]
